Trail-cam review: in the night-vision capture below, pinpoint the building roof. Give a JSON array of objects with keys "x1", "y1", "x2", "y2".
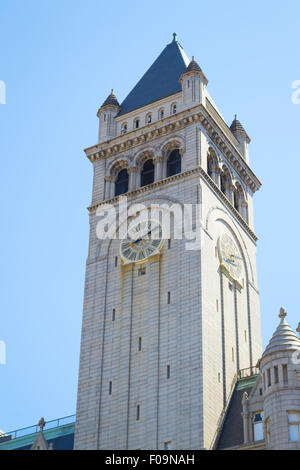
[
  {"x1": 230, "y1": 115, "x2": 250, "y2": 138},
  {"x1": 185, "y1": 57, "x2": 202, "y2": 73},
  {"x1": 216, "y1": 376, "x2": 257, "y2": 450},
  {"x1": 0, "y1": 415, "x2": 75, "y2": 451},
  {"x1": 262, "y1": 308, "x2": 300, "y2": 358},
  {"x1": 101, "y1": 90, "x2": 120, "y2": 109},
  {"x1": 118, "y1": 35, "x2": 190, "y2": 116}
]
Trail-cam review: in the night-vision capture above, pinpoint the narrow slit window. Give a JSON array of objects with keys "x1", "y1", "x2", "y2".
[
  {"x1": 167, "y1": 365, "x2": 170, "y2": 379},
  {"x1": 168, "y1": 292, "x2": 171, "y2": 304},
  {"x1": 282, "y1": 364, "x2": 288, "y2": 384},
  {"x1": 136, "y1": 405, "x2": 140, "y2": 421},
  {"x1": 267, "y1": 368, "x2": 271, "y2": 387},
  {"x1": 115, "y1": 256, "x2": 118, "y2": 267},
  {"x1": 274, "y1": 366, "x2": 279, "y2": 384},
  {"x1": 112, "y1": 309, "x2": 116, "y2": 321},
  {"x1": 109, "y1": 381, "x2": 112, "y2": 395},
  {"x1": 138, "y1": 337, "x2": 142, "y2": 351}
]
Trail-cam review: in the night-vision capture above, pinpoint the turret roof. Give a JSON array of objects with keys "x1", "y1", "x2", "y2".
[
  {"x1": 101, "y1": 90, "x2": 120, "y2": 108},
  {"x1": 262, "y1": 308, "x2": 300, "y2": 358}
]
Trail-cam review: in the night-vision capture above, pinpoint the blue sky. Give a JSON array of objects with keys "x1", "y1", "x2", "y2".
[{"x1": 0, "y1": 0, "x2": 299, "y2": 431}]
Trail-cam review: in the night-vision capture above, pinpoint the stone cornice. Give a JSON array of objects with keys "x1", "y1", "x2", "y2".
[
  {"x1": 84, "y1": 105, "x2": 261, "y2": 193},
  {"x1": 87, "y1": 166, "x2": 258, "y2": 243}
]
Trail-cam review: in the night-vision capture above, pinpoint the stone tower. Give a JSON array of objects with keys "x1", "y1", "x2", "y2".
[
  {"x1": 259, "y1": 310, "x2": 300, "y2": 450},
  {"x1": 74, "y1": 36, "x2": 262, "y2": 450}
]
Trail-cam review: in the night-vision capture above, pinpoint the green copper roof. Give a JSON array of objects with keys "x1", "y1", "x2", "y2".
[
  {"x1": 0, "y1": 415, "x2": 75, "y2": 450},
  {"x1": 119, "y1": 36, "x2": 190, "y2": 116}
]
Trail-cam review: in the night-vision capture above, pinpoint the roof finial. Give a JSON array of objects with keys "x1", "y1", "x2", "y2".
[
  {"x1": 192, "y1": 56, "x2": 194, "y2": 61},
  {"x1": 296, "y1": 323, "x2": 300, "y2": 336},
  {"x1": 235, "y1": 114, "x2": 237, "y2": 120},
  {"x1": 38, "y1": 417, "x2": 46, "y2": 431},
  {"x1": 279, "y1": 307, "x2": 287, "y2": 320},
  {"x1": 172, "y1": 32, "x2": 177, "y2": 42},
  {"x1": 111, "y1": 89, "x2": 114, "y2": 94}
]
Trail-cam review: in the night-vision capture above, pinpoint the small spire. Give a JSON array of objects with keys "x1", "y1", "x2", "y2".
[
  {"x1": 172, "y1": 32, "x2": 177, "y2": 42},
  {"x1": 279, "y1": 307, "x2": 287, "y2": 320},
  {"x1": 38, "y1": 417, "x2": 46, "y2": 431},
  {"x1": 192, "y1": 56, "x2": 194, "y2": 61}
]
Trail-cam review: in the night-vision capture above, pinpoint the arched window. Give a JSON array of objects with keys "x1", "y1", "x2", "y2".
[
  {"x1": 146, "y1": 113, "x2": 152, "y2": 124},
  {"x1": 171, "y1": 103, "x2": 177, "y2": 114},
  {"x1": 234, "y1": 189, "x2": 239, "y2": 211},
  {"x1": 121, "y1": 122, "x2": 127, "y2": 135},
  {"x1": 167, "y1": 149, "x2": 181, "y2": 177},
  {"x1": 220, "y1": 173, "x2": 227, "y2": 195},
  {"x1": 141, "y1": 159, "x2": 154, "y2": 187},
  {"x1": 207, "y1": 156, "x2": 214, "y2": 179},
  {"x1": 115, "y1": 169, "x2": 128, "y2": 196},
  {"x1": 158, "y1": 108, "x2": 164, "y2": 120},
  {"x1": 134, "y1": 118, "x2": 140, "y2": 129}
]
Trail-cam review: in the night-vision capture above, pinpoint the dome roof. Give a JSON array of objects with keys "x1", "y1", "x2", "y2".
[
  {"x1": 101, "y1": 90, "x2": 120, "y2": 108},
  {"x1": 262, "y1": 308, "x2": 300, "y2": 358}
]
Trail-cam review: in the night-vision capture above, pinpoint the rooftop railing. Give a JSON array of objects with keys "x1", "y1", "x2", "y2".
[
  {"x1": 238, "y1": 366, "x2": 259, "y2": 379},
  {"x1": 0, "y1": 414, "x2": 76, "y2": 443}
]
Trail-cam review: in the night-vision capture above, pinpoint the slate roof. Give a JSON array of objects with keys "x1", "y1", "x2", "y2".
[
  {"x1": 101, "y1": 90, "x2": 120, "y2": 108},
  {"x1": 216, "y1": 375, "x2": 258, "y2": 450},
  {"x1": 230, "y1": 115, "x2": 247, "y2": 135},
  {"x1": 119, "y1": 38, "x2": 190, "y2": 116},
  {"x1": 185, "y1": 57, "x2": 202, "y2": 74}
]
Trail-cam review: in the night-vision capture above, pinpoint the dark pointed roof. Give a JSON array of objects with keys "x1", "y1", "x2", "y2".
[
  {"x1": 230, "y1": 115, "x2": 247, "y2": 133},
  {"x1": 180, "y1": 55, "x2": 208, "y2": 85},
  {"x1": 185, "y1": 57, "x2": 202, "y2": 73},
  {"x1": 101, "y1": 90, "x2": 120, "y2": 109},
  {"x1": 119, "y1": 36, "x2": 190, "y2": 116}
]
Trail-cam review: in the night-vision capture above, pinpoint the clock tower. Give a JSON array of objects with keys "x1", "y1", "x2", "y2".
[{"x1": 74, "y1": 36, "x2": 262, "y2": 450}]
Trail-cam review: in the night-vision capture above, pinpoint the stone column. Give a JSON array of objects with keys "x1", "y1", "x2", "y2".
[
  {"x1": 213, "y1": 167, "x2": 221, "y2": 188},
  {"x1": 110, "y1": 176, "x2": 117, "y2": 199},
  {"x1": 241, "y1": 201, "x2": 248, "y2": 223},
  {"x1": 104, "y1": 176, "x2": 114, "y2": 200},
  {"x1": 154, "y1": 157, "x2": 164, "y2": 181},
  {"x1": 241, "y1": 392, "x2": 250, "y2": 444},
  {"x1": 226, "y1": 184, "x2": 234, "y2": 205},
  {"x1": 128, "y1": 167, "x2": 138, "y2": 192}
]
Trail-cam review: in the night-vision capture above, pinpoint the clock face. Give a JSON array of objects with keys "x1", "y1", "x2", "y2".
[
  {"x1": 218, "y1": 233, "x2": 242, "y2": 281},
  {"x1": 120, "y1": 219, "x2": 164, "y2": 264}
]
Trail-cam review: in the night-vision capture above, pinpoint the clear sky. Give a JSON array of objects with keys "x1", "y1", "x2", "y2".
[{"x1": 0, "y1": 0, "x2": 299, "y2": 432}]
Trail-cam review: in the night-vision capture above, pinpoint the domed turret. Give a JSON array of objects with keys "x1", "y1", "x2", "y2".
[
  {"x1": 259, "y1": 308, "x2": 300, "y2": 450},
  {"x1": 180, "y1": 56, "x2": 208, "y2": 107},
  {"x1": 229, "y1": 115, "x2": 250, "y2": 163},
  {"x1": 97, "y1": 90, "x2": 120, "y2": 143}
]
